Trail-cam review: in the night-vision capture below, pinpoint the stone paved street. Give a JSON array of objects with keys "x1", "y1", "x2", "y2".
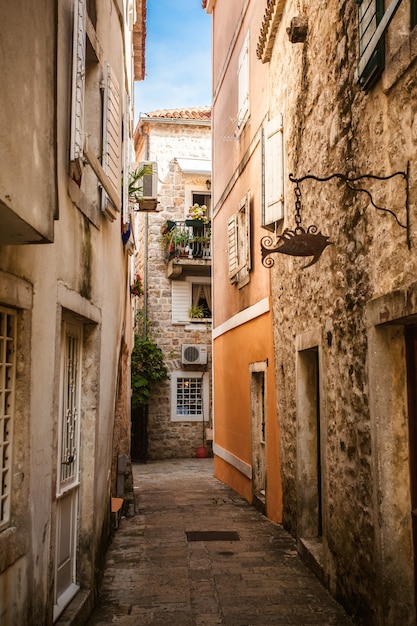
[{"x1": 87, "y1": 459, "x2": 354, "y2": 625}]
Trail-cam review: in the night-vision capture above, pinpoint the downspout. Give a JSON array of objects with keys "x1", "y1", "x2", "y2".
[{"x1": 139, "y1": 120, "x2": 150, "y2": 337}]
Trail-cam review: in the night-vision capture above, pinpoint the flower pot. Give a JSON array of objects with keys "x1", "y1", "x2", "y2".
[
  {"x1": 195, "y1": 445, "x2": 207, "y2": 458},
  {"x1": 185, "y1": 219, "x2": 205, "y2": 227}
]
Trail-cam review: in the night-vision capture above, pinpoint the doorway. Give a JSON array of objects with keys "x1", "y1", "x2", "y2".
[
  {"x1": 406, "y1": 324, "x2": 417, "y2": 609},
  {"x1": 251, "y1": 364, "x2": 267, "y2": 513},
  {"x1": 297, "y1": 347, "x2": 323, "y2": 539},
  {"x1": 54, "y1": 320, "x2": 82, "y2": 620}
]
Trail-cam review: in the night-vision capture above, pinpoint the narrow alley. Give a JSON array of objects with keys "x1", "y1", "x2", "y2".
[{"x1": 86, "y1": 459, "x2": 354, "y2": 626}]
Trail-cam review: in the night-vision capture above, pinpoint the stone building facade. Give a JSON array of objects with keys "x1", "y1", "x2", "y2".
[
  {"x1": 133, "y1": 109, "x2": 213, "y2": 460},
  {"x1": 0, "y1": 1, "x2": 143, "y2": 623},
  {"x1": 206, "y1": 0, "x2": 417, "y2": 623}
]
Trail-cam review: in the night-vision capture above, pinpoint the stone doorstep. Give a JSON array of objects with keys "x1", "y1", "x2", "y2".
[
  {"x1": 297, "y1": 536, "x2": 325, "y2": 586},
  {"x1": 54, "y1": 589, "x2": 93, "y2": 626}
]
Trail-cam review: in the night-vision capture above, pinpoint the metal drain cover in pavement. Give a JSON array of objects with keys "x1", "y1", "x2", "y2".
[{"x1": 186, "y1": 531, "x2": 240, "y2": 542}]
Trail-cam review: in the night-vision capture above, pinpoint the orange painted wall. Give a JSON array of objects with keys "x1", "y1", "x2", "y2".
[
  {"x1": 209, "y1": 0, "x2": 283, "y2": 524},
  {"x1": 213, "y1": 308, "x2": 282, "y2": 523}
]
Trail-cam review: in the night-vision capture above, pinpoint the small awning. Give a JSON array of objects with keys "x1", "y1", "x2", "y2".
[{"x1": 175, "y1": 158, "x2": 211, "y2": 175}]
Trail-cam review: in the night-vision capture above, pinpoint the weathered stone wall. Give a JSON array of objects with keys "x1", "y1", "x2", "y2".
[
  {"x1": 135, "y1": 118, "x2": 212, "y2": 459},
  {"x1": 268, "y1": 1, "x2": 417, "y2": 623}
]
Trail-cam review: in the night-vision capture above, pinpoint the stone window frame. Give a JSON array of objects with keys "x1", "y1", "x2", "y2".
[
  {"x1": 170, "y1": 370, "x2": 209, "y2": 422},
  {"x1": 0, "y1": 273, "x2": 32, "y2": 574},
  {"x1": 356, "y1": 0, "x2": 417, "y2": 92}
]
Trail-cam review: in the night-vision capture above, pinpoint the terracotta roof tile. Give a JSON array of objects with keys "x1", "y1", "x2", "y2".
[{"x1": 144, "y1": 106, "x2": 211, "y2": 121}]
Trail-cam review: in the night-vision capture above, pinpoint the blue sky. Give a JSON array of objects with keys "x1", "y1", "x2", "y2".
[{"x1": 134, "y1": 0, "x2": 212, "y2": 120}]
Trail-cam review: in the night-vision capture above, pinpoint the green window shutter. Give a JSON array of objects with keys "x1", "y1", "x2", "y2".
[
  {"x1": 412, "y1": 0, "x2": 417, "y2": 30},
  {"x1": 357, "y1": 0, "x2": 385, "y2": 90}
]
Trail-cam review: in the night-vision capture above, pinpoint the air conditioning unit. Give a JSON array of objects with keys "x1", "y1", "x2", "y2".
[
  {"x1": 181, "y1": 344, "x2": 208, "y2": 365},
  {"x1": 133, "y1": 161, "x2": 159, "y2": 211},
  {"x1": 137, "y1": 161, "x2": 158, "y2": 199}
]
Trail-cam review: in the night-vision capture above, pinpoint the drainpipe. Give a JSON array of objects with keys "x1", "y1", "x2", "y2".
[{"x1": 139, "y1": 119, "x2": 150, "y2": 338}]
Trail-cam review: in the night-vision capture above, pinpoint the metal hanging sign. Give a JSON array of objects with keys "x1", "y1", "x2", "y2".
[{"x1": 261, "y1": 167, "x2": 410, "y2": 270}]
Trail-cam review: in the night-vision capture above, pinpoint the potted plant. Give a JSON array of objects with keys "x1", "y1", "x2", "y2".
[
  {"x1": 185, "y1": 203, "x2": 209, "y2": 227},
  {"x1": 189, "y1": 304, "x2": 205, "y2": 320},
  {"x1": 130, "y1": 273, "x2": 144, "y2": 297}
]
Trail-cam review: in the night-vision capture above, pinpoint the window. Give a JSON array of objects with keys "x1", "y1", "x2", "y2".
[
  {"x1": 263, "y1": 115, "x2": 284, "y2": 229},
  {"x1": 70, "y1": 0, "x2": 122, "y2": 218},
  {"x1": 237, "y1": 32, "x2": 250, "y2": 130},
  {"x1": 171, "y1": 278, "x2": 212, "y2": 324},
  {"x1": 228, "y1": 192, "x2": 251, "y2": 287},
  {"x1": 0, "y1": 308, "x2": 16, "y2": 531},
  {"x1": 171, "y1": 371, "x2": 209, "y2": 422},
  {"x1": 412, "y1": 0, "x2": 417, "y2": 29},
  {"x1": 192, "y1": 191, "x2": 212, "y2": 218},
  {"x1": 191, "y1": 284, "x2": 212, "y2": 319},
  {"x1": 101, "y1": 62, "x2": 122, "y2": 214},
  {"x1": 357, "y1": 0, "x2": 385, "y2": 90}
]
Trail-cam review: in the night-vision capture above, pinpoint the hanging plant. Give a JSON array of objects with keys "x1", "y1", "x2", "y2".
[
  {"x1": 130, "y1": 273, "x2": 144, "y2": 297},
  {"x1": 131, "y1": 333, "x2": 169, "y2": 409}
]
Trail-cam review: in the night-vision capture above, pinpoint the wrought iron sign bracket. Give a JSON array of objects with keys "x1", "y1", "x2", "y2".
[{"x1": 261, "y1": 164, "x2": 410, "y2": 269}]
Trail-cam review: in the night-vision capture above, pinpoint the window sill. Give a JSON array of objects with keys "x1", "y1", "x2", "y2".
[{"x1": 382, "y1": 25, "x2": 417, "y2": 92}]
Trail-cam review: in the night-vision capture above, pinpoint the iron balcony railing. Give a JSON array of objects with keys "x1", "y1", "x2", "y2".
[{"x1": 162, "y1": 220, "x2": 211, "y2": 262}]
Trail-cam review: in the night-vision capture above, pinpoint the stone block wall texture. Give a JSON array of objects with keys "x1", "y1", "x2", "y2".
[
  {"x1": 135, "y1": 119, "x2": 212, "y2": 460},
  {"x1": 267, "y1": 1, "x2": 417, "y2": 624}
]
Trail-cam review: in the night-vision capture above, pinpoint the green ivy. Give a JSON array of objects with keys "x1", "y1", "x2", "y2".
[{"x1": 131, "y1": 334, "x2": 169, "y2": 409}]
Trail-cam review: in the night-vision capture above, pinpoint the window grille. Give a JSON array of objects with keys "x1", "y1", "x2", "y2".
[
  {"x1": 0, "y1": 308, "x2": 16, "y2": 530},
  {"x1": 59, "y1": 324, "x2": 81, "y2": 492},
  {"x1": 176, "y1": 377, "x2": 203, "y2": 417}
]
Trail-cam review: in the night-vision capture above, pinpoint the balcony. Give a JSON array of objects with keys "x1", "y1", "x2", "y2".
[{"x1": 162, "y1": 220, "x2": 211, "y2": 279}]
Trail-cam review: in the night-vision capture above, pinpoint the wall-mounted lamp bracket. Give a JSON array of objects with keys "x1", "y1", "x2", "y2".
[{"x1": 261, "y1": 164, "x2": 410, "y2": 270}]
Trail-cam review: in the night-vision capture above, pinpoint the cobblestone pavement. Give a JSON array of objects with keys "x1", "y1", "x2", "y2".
[{"x1": 87, "y1": 458, "x2": 354, "y2": 626}]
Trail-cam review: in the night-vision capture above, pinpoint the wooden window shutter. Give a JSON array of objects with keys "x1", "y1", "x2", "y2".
[
  {"x1": 70, "y1": 0, "x2": 86, "y2": 161},
  {"x1": 357, "y1": 0, "x2": 385, "y2": 90},
  {"x1": 172, "y1": 282, "x2": 191, "y2": 324},
  {"x1": 242, "y1": 191, "x2": 251, "y2": 271},
  {"x1": 264, "y1": 115, "x2": 284, "y2": 228},
  {"x1": 228, "y1": 214, "x2": 239, "y2": 283},
  {"x1": 101, "y1": 62, "x2": 121, "y2": 211},
  {"x1": 122, "y1": 94, "x2": 132, "y2": 223},
  {"x1": 237, "y1": 32, "x2": 249, "y2": 128}
]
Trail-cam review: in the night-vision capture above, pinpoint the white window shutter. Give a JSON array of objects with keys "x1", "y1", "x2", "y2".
[
  {"x1": 242, "y1": 191, "x2": 251, "y2": 271},
  {"x1": 122, "y1": 95, "x2": 133, "y2": 223},
  {"x1": 102, "y1": 62, "x2": 121, "y2": 211},
  {"x1": 237, "y1": 33, "x2": 249, "y2": 128},
  {"x1": 264, "y1": 115, "x2": 284, "y2": 226},
  {"x1": 70, "y1": 0, "x2": 86, "y2": 161},
  {"x1": 228, "y1": 214, "x2": 239, "y2": 283},
  {"x1": 172, "y1": 282, "x2": 191, "y2": 324}
]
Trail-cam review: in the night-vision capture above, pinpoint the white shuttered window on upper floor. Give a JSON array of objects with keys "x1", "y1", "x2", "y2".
[
  {"x1": 70, "y1": 0, "x2": 86, "y2": 161},
  {"x1": 237, "y1": 32, "x2": 250, "y2": 130},
  {"x1": 228, "y1": 192, "x2": 251, "y2": 287},
  {"x1": 172, "y1": 281, "x2": 192, "y2": 324},
  {"x1": 101, "y1": 62, "x2": 122, "y2": 213},
  {"x1": 263, "y1": 114, "x2": 284, "y2": 229}
]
